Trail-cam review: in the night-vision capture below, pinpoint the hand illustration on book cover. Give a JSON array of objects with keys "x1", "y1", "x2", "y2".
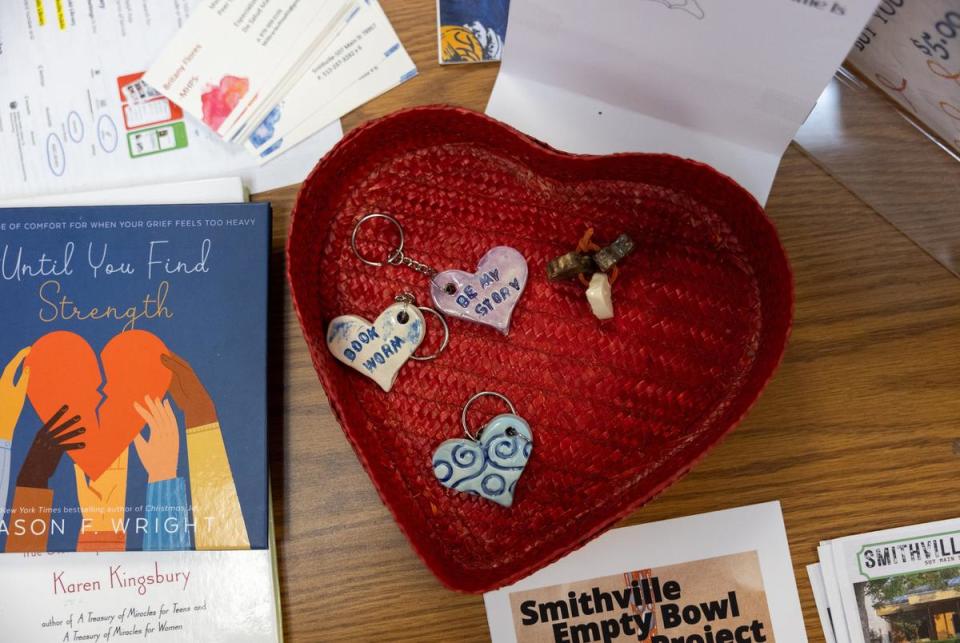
[
  {"x1": 6, "y1": 405, "x2": 86, "y2": 552},
  {"x1": 0, "y1": 331, "x2": 249, "y2": 552},
  {"x1": 74, "y1": 450, "x2": 128, "y2": 552},
  {"x1": 0, "y1": 348, "x2": 31, "y2": 509},
  {"x1": 134, "y1": 395, "x2": 193, "y2": 551},
  {"x1": 162, "y1": 351, "x2": 250, "y2": 550}
]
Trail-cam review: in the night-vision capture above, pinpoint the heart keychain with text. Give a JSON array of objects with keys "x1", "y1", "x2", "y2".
[
  {"x1": 351, "y1": 213, "x2": 528, "y2": 334},
  {"x1": 326, "y1": 293, "x2": 449, "y2": 392}
]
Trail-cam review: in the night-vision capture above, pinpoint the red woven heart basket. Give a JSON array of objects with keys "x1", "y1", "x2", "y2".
[{"x1": 288, "y1": 106, "x2": 793, "y2": 592}]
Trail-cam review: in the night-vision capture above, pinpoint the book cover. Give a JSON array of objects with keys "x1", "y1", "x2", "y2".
[{"x1": 0, "y1": 203, "x2": 270, "y2": 552}]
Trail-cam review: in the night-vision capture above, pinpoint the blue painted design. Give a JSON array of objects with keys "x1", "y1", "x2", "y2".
[
  {"x1": 259, "y1": 138, "x2": 283, "y2": 158},
  {"x1": 400, "y1": 69, "x2": 418, "y2": 82},
  {"x1": 250, "y1": 105, "x2": 283, "y2": 148},
  {"x1": 385, "y1": 43, "x2": 400, "y2": 57},
  {"x1": 96, "y1": 114, "x2": 118, "y2": 153},
  {"x1": 326, "y1": 303, "x2": 425, "y2": 392},
  {"x1": 432, "y1": 413, "x2": 532, "y2": 507}
]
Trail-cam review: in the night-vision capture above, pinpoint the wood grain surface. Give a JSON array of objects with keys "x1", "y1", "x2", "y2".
[{"x1": 253, "y1": 2, "x2": 960, "y2": 641}]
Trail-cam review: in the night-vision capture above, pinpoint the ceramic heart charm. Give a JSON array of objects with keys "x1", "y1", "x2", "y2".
[
  {"x1": 432, "y1": 413, "x2": 533, "y2": 507},
  {"x1": 327, "y1": 303, "x2": 425, "y2": 392},
  {"x1": 430, "y1": 246, "x2": 528, "y2": 334}
]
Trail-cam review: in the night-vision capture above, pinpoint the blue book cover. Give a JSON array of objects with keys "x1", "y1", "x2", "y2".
[{"x1": 0, "y1": 203, "x2": 270, "y2": 552}]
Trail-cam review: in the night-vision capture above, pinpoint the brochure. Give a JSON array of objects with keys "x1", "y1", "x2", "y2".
[
  {"x1": 829, "y1": 518, "x2": 960, "y2": 643},
  {"x1": 807, "y1": 563, "x2": 839, "y2": 643},
  {"x1": 484, "y1": 502, "x2": 807, "y2": 642}
]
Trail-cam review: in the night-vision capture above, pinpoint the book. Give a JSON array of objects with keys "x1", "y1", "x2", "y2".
[
  {"x1": 0, "y1": 203, "x2": 270, "y2": 552},
  {"x1": 483, "y1": 502, "x2": 808, "y2": 642},
  {"x1": 815, "y1": 517, "x2": 960, "y2": 643}
]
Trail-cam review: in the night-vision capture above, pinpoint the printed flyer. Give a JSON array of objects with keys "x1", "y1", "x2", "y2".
[
  {"x1": 0, "y1": 204, "x2": 270, "y2": 552},
  {"x1": 831, "y1": 517, "x2": 960, "y2": 643},
  {"x1": 484, "y1": 502, "x2": 807, "y2": 642},
  {"x1": 847, "y1": 1, "x2": 960, "y2": 155},
  {"x1": 0, "y1": 1, "x2": 341, "y2": 200}
]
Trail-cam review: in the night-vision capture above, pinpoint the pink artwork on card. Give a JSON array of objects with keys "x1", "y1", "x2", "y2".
[{"x1": 201, "y1": 75, "x2": 249, "y2": 131}]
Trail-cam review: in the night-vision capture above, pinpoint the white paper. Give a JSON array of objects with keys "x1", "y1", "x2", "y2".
[
  {"x1": 246, "y1": 0, "x2": 417, "y2": 162},
  {"x1": 0, "y1": 2, "x2": 341, "y2": 201},
  {"x1": 0, "y1": 178, "x2": 246, "y2": 208},
  {"x1": 486, "y1": 0, "x2": 881, "y2": 204},
  {"x1": 807, "y1": 563, "x2": 839, "y2": 643},
  {"x1": 0, "y1": 550, "x2": 279, "y2": 642},
  {"x1": 818, "y1": 544, "x2": 852, "y2": 643},
  {"x1": 831, "y1": 517, "x2": 960, "y2": 643},
  {"x1": 484, "y1": 502, "x2": 807, "y2": 642}
]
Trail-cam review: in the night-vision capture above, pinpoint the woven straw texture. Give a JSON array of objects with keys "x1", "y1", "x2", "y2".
[{"x1": 288, "y1": 106, "x2": 793, "y2": 593}]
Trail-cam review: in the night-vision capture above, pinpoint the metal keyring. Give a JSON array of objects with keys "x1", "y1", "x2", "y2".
[
  {"x1": 410, "y1": 306, "x2": 450, "y2": 362},
  {"x1": 351, "y1": 213, "x2": 404, "y2": 267},
  {"x1": 461, "y1": 391, "x2": 516, "y2": 441}
]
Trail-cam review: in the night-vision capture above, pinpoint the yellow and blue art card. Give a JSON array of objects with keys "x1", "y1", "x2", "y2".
[
  {"x1": 0, "y1": 204, "x2": 270, "y2": 552},
  {"x1": 437, "y1": 0, "x2": 510, "y2": 64}
]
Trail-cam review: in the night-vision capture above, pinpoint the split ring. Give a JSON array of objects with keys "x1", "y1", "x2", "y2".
[
  {"x1": 461, "y1": 391, "x2": 516, "y2": 441},
  {"x1": 351, "y1": 213, "x2": 404, "y2": 267}
]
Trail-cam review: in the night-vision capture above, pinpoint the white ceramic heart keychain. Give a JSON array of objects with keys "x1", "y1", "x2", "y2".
[
  {"x1": 326, "y1": 293, "x2": 449, "y2": 392},
  {"x1": 351, "y1": 213, "x2": 529, "y2": 334},
  {"x1": 432, "y1": 392, "x2": 533, "y2": 507}
]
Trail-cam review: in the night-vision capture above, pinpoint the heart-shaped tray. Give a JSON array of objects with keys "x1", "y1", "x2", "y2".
[{"x1": 288, "y1": 106, "x2": 793, "y2": 592}]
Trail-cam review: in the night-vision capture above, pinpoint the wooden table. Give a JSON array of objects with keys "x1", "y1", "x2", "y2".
[{"x1": 256, "y1": 2, "x2": 960, "y2": 640}]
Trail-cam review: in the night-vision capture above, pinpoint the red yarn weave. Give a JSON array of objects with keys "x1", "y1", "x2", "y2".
[{"x1": 288, "y1": 106, "x2": 793, "y2": 592}]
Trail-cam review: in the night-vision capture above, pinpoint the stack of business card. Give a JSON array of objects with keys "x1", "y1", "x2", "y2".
[
  {"x1": 810, "y1": 517, "x2": 960, "y2": 643},
  {"x1": 144, "y1": 0, "x2": 416, "y2": 164}
]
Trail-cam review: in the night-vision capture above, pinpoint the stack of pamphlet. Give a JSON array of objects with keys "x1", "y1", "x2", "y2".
[
  {"x1": 810, "y1": 518, "x2": 960, "y2": 643},
  {"x1": 143, "y1": 0, "x2": 417, "y2": 165}
]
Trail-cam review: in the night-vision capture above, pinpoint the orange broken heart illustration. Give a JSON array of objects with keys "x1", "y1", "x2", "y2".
[{"x1": 24, "y1": 330, "x2": 171, "y2": 481}]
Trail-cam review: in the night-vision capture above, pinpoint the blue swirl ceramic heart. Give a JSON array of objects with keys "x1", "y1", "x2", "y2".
[{"x1": 431, "y1": 414, "x2": 533, "y2": 507}]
